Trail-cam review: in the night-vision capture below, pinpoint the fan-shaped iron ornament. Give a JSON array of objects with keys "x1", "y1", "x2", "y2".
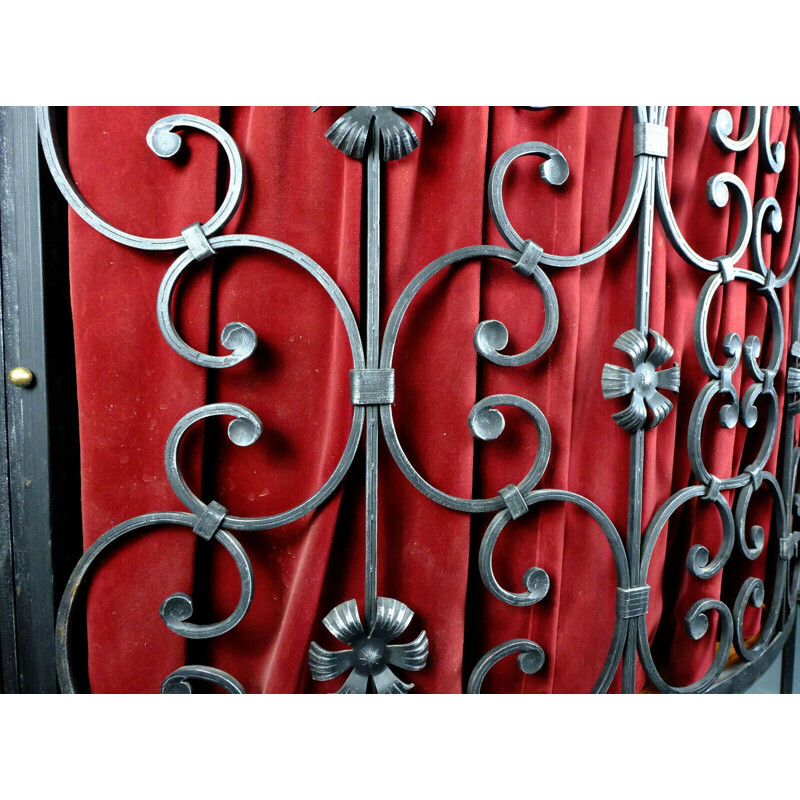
[
  {"x1": 36, "y1": 105, "x2": 800, "y2": 695},
  {"x1": 312, "y1": 106, "x2": 435, "y2": 161}
]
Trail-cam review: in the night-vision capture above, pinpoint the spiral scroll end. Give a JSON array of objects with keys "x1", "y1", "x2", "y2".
[
  {"x1": 227, "y1": 415, "x2": 262, "y2": 447},
  {"x1": 474, "y1": 319, "x2": 509, "y2": 360},
  {"x1": 538, "y1": 153, "x2": 569, "y2": 187},
  {"x1": 746, "y1": 525, "x2": 765, "y2": 559},
  {"x1": 469, "y1": 405, "x2": 505, "y2": 441},
  {"x1": 709, "y1": 109, "x2": 734, "y2": 145},
  {"x1": 146, "y1": 121, "x2": 183, "y2": 159},
  {"x1": 686, "y1": 544, "x2": 712, "y2": 578},
  {"x1": 722, "y1": 332, "x2": 742, "y2": 360},
  {"x1": 765, "y1": 201, "x2": 783, "y2": 234},
  {"x1": 771, "y1": 142, "x2": 786, "y2": 173},
  {"x1": 160, "y1": 592, "x2": 194, "y2": 631},
  {"x1": 742, "y1": 334, "x2": 762, "y2": 374},
  {"x1": 719, "y1": 403, "x2": 738, "y2": 429},
  {"x1": 685, "y1": 610, "x2": 710, "y2": 641},
  {"x1": 706, "y1": 174, "x2": 731, "y2": 209},
  {"x1": 740, "y1": 403, "x2": 758, "y2": 429},
  {"x1": 748, "y1": 579, "x2": 766, "y2": 608},
  {"x1": 220, "y1": 321, "x2": 257, "y2": 362},
  {"x1": 523, "y1": 566, "x2": 550, "y2": 603},
  {"x1": 517, "y1": 645, "x2": 546, "y2": 675}
]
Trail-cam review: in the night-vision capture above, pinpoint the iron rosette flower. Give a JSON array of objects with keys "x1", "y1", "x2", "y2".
[
  {"x1": 312, "y1": 106, "x2": 435, "y2": 161},
  {"x1": 309, "y1": 597, "x2": 428, "y2": 693},
  {"x1": 602, "y1": 329, "x2": 680, "y2": 431}
]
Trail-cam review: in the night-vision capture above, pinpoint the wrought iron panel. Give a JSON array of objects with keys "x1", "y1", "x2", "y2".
[{"x1": 33, "y1": 105, "x2": 800, "y2": 693}]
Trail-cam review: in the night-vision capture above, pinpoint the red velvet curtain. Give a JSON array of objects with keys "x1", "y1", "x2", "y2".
[{"x1": 66, "y1": 107, "x2": 797, "y2": 692}]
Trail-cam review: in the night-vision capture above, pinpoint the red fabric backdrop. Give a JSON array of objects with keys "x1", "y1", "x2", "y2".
[{"x1": 66, "y1": 106, "x2": 797, "y2": 692}]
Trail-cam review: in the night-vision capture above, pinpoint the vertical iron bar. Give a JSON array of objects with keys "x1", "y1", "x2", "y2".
[
  {"x1": 780, "y1": 615, "x2": 796, "y2": 693},
  {"x1": 779, "y1": 177, "x2": 800, "y2": 693},
  {"x1": 779, "y1": 261, "x2": 800, "y2": 524},
  {"x1": 0, "y1": 106, "x2": 56, "y2": 692},
  {"x1": 364, "y1": 125, "x2": 381, "y2": 631},
  {"x1": 0, "y1": 230, "x2": 20, "y2": 693},
  {"x1": 622, "y1": 107, "x2": 658, "y2": 693},
  {"x1": 622, "y1": 431, "x2": 644, "y2": 693},
  {"x1": 779, "y1": 214, "x2": 800, "y2": 585}
]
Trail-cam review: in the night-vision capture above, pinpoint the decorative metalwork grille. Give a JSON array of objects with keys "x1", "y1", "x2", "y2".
[{"x1": 37, "y1": 105, "x2": 800, "y2": 693}]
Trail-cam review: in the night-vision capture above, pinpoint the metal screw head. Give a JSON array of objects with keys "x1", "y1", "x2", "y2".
[{"x1": 8, "y1": 367, "x2": 33, "y2": 387}]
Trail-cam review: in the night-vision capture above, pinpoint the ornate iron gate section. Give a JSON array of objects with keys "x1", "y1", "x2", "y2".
[{"x1": 38, "y1": 106, "x2": 800, "y2": 693}]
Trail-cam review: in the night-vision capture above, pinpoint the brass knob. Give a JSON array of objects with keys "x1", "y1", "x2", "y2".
[{"x1": 8, "y1": 367, "x2": 34, "y2": 387}]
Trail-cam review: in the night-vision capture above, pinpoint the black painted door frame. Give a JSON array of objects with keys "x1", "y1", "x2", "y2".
[{"x1": 0, "y1": 106, "x2": 56, "y2": 693}]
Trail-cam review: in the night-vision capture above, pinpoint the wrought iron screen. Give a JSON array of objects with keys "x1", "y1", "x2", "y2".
[{"x1": 7, "y1": 105, "x2": 799, "y2": 693}]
